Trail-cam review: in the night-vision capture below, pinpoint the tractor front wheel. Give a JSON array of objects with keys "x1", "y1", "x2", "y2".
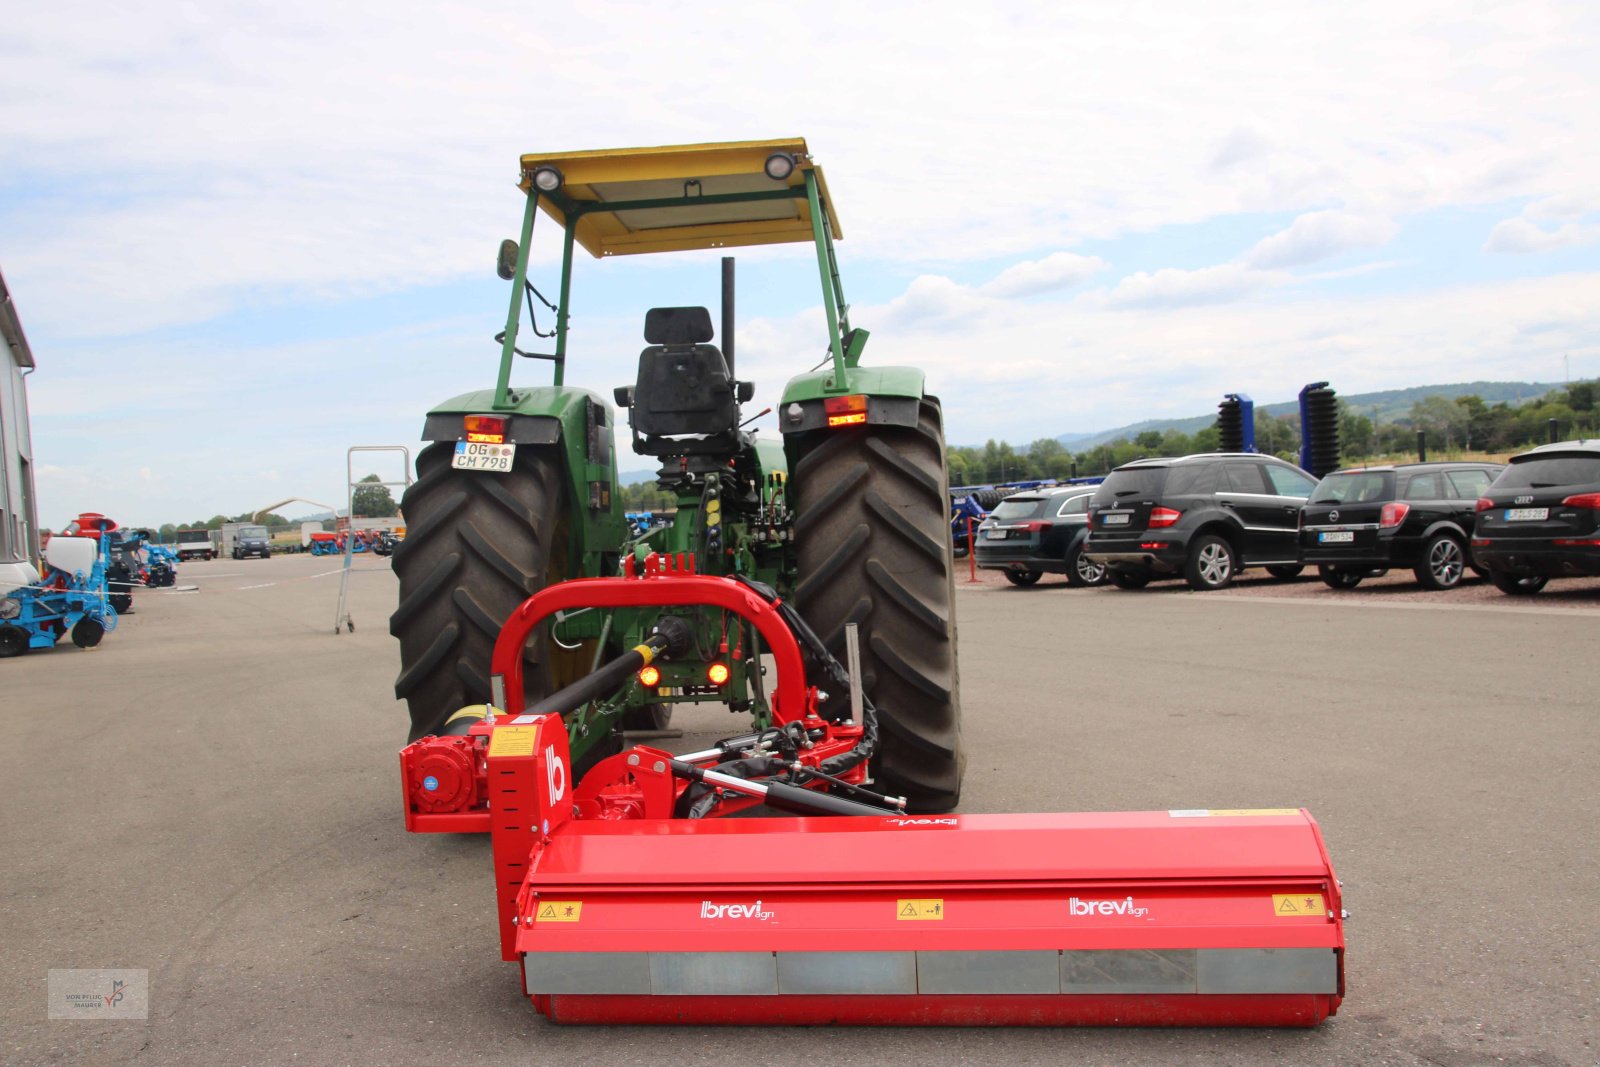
[
  {"x1": 790, "y1": 398, "x2": 964, "y2": 812},
  {"x1": 389, "y1": 442, "x2": 572, "y2": 742}
]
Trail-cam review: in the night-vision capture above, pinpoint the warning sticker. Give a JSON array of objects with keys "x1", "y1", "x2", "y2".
[
  {"x1": 535, "y1": 901, "x2": 583, "y2": 923},
  {"x1": 487, "y1": 726, "x2": 539, "y2": 758},
  {"x1": 1271, "y1": 893, "x2": 1326, "y2": 917},
  {"x1": 897, "y1": 898, "x2": 945, "y2": 920}
]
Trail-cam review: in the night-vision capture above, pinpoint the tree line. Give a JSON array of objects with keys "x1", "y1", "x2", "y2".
[
  {"x1": 146, "y1": 475, "x2": 400, "y2": 541},
  {"x1": 947, "y1": 381, "x2": 1599, "y2": 486}
]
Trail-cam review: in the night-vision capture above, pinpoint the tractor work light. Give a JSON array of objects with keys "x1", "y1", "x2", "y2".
[
  {"x1": 824, "y1": 394, "x2": 869, "y2": 428},
  {"x1": 638, "y1": 665, "x2": 661, "y2": 688},
  {"x1": 531, "y1": 165, "x2": 564, "y2": 193},
  {"x1": 707, "y1": 662, "x2": 731, "y2": 686},
  {"x1": 763, "y1": 152, "x2": 797, "y2": 181},
  {"x1": 464, "y1": 415, "x2": 507, "y2": 443}
]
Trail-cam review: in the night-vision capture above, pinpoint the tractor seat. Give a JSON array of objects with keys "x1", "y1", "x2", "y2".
[{"x1": 628, "y1": 307, "x2": 741, "y2": 456}]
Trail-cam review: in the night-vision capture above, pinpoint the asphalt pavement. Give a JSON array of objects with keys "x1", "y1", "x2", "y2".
[{"x1": 3, "y1": 553, "x2": 1595, "y2": 1066}]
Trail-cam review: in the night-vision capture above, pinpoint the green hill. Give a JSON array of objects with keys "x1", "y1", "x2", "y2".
[{"x1": 1055, "y1": 381, "x2": 1563, "y2": 450}]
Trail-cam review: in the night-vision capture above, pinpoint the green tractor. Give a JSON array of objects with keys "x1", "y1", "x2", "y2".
[{"x1": 389, "y1": 139, "x2": 963, "y2": 810}]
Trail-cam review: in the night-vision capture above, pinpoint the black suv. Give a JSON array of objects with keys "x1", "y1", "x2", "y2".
[
  {"x1": 1085, "y1": 453, "x2": 1317, "y2": 590},
  {"x1": 974, "y1": 487, "x2": 1108, "y2": 587},
  {"x1": 1473, "y1": 441, "x2": 1600, "y2": 595},
  {"x1": 1300, "y1": 461, "x2": 1503, "y2": 590}
]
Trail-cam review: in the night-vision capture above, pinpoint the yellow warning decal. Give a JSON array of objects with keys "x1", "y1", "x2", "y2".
[
  {"x1": 1211, "y1": 808, "x2": 1301, "y2": 817},
  {"x1": 1272, "y1": 893, "x2": 1326, "y2": 917},
  {"x1": 897, "y1": 898, "x2": 945, "y2": 920},
  {"x1": 535, "y1": 901, "x2": 584, "y2": 922},
  {"x1": 487, "y1": 726, "x2": 539, "y2": 758}
]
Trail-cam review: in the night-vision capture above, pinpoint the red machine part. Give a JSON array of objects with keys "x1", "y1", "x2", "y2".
[
  {"x1": 398, "y1": 565, "x2": 1348, "y2": 1027},
  {"x1": 404, "y1": 736, "x2": 480, "y2": 813},
  {"x1": 488, "y1": 568, "x2": 810, "y2": 724},
  {"x1": 469, "y1": 715, "x2": 1344, "y2": 1027},
  {"x1": 399, "y1": 564, "x2": 866, "y2": 832}
]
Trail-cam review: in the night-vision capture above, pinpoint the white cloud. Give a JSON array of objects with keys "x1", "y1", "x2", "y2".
[
  {"x1": 980, "y1": 253, "x2": 1108, "y2": 298},
  {"x1": 1246, "y1": 211, "x2": 1398, "y2": 269},
  {"x1": 1104, "y1": 264, "x2": 1281, "y2": 309},
  {"x1": 1524, "y1": 193, "x2": 1597, "y2": 222},
  {"x1": 1210, "y1": 126, "x2": 1271, "y2": 171},
  {"x1": 1484, "y1": 216, "x2": 1600, "y2": 254},
  {"x1": 3, "y1": 1, "x2": 1598, "y2": 336}
]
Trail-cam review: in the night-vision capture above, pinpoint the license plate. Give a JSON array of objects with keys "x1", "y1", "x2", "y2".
[
  {"x1": 986, "y1": 529, "x2": 1009, "y2": 540},
  {"x1": 452, "y1": 441, "x2": 516, "y2": 473},
  {"x1": 1318, "y1": 531, "x2": 1355, "y2": 543},
  {"x1": 1102, "y1": 513, "x2": 1131, "y2": 526},
  {"x1": 1506, "y1": 507, "x2": 1548, "y2": 521}
]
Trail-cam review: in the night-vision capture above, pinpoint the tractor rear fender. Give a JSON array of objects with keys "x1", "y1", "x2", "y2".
[
  {"x1": 776, "y1": 365, "x2": 926, "y2": 435},
  {"x1": 419, "y1": 386, "x2": 626, "y2": 574}
]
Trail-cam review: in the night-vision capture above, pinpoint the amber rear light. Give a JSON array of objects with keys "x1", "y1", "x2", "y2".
[
  {"x1": 824, "y1": 394, "x2": 869, "y2": 428},
  {"x1": 465, "y1": 414, "x2": 507, "y2": 443}
]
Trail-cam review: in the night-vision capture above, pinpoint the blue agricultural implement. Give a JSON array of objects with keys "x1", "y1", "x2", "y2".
[{"x1": 0, "y1": 523, "x2": 119, "y2": 657}]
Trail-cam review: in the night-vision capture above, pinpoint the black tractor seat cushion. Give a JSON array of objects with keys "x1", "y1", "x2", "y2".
[{"x1": 643, "y1": 306, "x2": 714, "y2": 346}]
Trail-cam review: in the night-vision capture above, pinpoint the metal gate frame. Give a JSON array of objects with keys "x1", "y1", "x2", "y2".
[{"x1": 334, "y1": 445, "x2": 412, "y2": 635}]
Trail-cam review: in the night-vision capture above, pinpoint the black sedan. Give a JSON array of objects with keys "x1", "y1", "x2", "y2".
[
  {"x1": 974, "y1": 488, "x2": 1108, "y2": 587},
  {"x1": 1473, "y1": 441, "x2": 1600, "y2": 595},
  {"x1": 1300, "y1": 461, "x2": 1502, "y2": 590}
]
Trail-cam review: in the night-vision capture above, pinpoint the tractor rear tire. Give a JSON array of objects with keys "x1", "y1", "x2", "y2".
[
  {"x1": 390, "y1": 442, "x2": 573, "y2": 743},
  {"x1": 790, "y1": 398, "x2": 964, "y2": 813}
]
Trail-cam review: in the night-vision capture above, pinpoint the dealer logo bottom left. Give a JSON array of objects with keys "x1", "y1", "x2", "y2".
[{"x1": 48, "y1": 969, "x2": 149, "y2": 1020}]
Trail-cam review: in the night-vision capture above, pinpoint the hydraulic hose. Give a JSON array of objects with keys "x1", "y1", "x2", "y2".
[
  {"x1": 733, "y1": 576, "x2": 878, "y2": 778},
  {"x1": 669, "y1": 759, "x2": 887, "y2": 818}
]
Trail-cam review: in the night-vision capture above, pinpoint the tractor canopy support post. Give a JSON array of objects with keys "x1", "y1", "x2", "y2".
[
  {"x1": 495, "y1": 192, "x2": 540, "y2": 409},
  {"x1": 553, "y1": 222, "x2": 576, "y2": 387},
  {"x1": 804, "y1": 169, "x2": 847, "y2": 392}
]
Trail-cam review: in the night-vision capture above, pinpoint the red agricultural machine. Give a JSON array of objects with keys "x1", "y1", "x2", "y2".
[{"x1": 396, "y1": 140, "x2": 1345, "y2": 1027}]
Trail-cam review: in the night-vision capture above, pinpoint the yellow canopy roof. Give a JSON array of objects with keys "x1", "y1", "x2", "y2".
[{"x1": 517, "y1": 138, "x2": 841, "y2": 258}]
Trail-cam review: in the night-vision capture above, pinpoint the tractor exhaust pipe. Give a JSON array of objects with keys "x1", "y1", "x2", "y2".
[{"x1": 721, "y1": 256, "x2": 735, "y2": 378}]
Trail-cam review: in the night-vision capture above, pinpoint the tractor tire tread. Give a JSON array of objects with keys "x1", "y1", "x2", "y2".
[
  {"x1": 390, "y1": 442, "x2": 566, "y2": 741},
  {"x1": 789, "y1": 398, "x2": 963, "y2": 812}
]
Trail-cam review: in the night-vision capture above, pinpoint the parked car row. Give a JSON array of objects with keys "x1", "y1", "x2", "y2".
[{"x1": 975, "y1": 441, "x2": 1600, "y2": 598}]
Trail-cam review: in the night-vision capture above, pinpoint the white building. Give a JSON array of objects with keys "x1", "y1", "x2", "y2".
[{"x1": 0, "y1": 267, "x2": 40, "y2": 563}]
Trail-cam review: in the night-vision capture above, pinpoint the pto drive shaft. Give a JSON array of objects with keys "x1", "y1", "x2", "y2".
[{"x1": 521, "y1": 617, "x2": 693, "y2": 719}]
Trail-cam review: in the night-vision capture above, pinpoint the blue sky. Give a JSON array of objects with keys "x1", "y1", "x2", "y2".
[{"x1": 4, "y1": 1, "x2": 1597, "y2": 527}]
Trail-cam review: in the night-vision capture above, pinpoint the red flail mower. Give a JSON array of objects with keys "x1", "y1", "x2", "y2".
[{"x1": 399, "y1": 557, "x2": 1345, "y2": 1026}]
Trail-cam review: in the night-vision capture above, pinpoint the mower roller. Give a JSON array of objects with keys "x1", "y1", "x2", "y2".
[{"x1": 395, "y1": 139, "x2": 1344, "y2": 1027}]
